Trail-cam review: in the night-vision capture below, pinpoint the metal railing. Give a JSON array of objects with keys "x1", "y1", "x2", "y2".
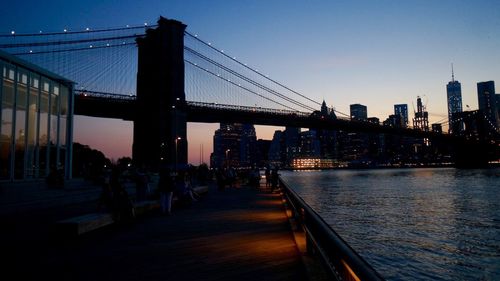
[{"x1": 280, "y1": 177, "x2": 385, "y2": 281}]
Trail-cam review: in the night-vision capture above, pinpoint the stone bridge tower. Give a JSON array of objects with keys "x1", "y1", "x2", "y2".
[{"x1": 133, "y1": 17, "x2": 187, "y2": 171}]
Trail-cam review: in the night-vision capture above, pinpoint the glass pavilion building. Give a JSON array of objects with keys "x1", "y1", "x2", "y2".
[{"x1": 0, "y1": 50, "x2": 73, "y2": 181}]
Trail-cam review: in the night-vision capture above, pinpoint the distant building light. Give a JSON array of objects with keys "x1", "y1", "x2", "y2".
[
  {"x1": 86, "y1": 27, "x2": 90, "y2": 31},
  {"x1": 63, "y1": 29, "x2": 67, "y2": 32},
  {"x1": 10, "y1": 31, "x2": 15, "y2": 35}
]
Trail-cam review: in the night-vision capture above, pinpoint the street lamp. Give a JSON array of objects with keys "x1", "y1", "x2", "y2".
[
  {"x1": 175, "y1": 137, "x2": 182, "y2": 171},
  {"x1": 225, "y1": 149, "x2": 230, "y2": 167}
]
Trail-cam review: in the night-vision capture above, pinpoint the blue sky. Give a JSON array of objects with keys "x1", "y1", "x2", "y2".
[{"x1": 2, "y1": 0, "x2": 500, "y2": 162}]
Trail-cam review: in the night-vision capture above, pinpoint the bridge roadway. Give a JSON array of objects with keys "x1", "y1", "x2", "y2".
[
  {"x1": 5, "y1": 183, "x2": 308, "y2": 281},
  {"x1": 74, "y1": 92, "x2": 450, "y2": 141}
]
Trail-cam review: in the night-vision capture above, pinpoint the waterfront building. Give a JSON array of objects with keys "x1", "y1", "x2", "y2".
[
  {"x1": 211, "y1": 123, "x2": 257, "y2": 168},
  {"x1": 394, "y1": 104, "x2": 408, "y2": 127},
  {"x1": 299, "y1": 130, "x2": 321, "y2": 158},
  {"x1": 284, "y1": 127, "x2": 300, "y2": 165},
  {"x1": 290, "y1": 157, "x2": 335, "y2": 169},
  {"x1": 268, "y1": 130, "x2": 285, "y2": 168},
  {"x1": 477, "y1": 81, "x2": 499, "y2": 129},
  {"x1": 384, "y1": 114, "x2": 404, "y2": 128},
  {"x1": 0, "y1": 50, "x2": 74, "y2": 181},
  {"x1": 497, "y1": 94, "x2": 500, "y2": 118},
  {"x1": 316, "y1": 100, "x2": 338, "y2": 160},
  {"x1": 447, "y1": 67, "x2": 463, "y2": 134},
  {"x1": 256, "y1": 139, "x2": 271, "y2": 167},
  {"x1": 350, "y1": 103, "x2": 367, "y2": 120},
  {"x1": 346, "y1": 104, "x2": 369, "y2": 162}
]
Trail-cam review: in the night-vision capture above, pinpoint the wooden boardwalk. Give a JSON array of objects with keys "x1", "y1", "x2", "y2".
[{"x1": 12, "y1": 184, "x2": 307, "y2": 280}]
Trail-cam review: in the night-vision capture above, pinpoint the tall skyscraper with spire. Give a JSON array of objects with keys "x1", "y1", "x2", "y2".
[{"x1": 446, "y1": 64, "x2": 463, "y2": 134}]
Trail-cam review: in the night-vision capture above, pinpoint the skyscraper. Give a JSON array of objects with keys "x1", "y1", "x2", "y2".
[
  {"x1": 394, "y1": 104, "x2": 408, "y2": 127},
  {"x1": 447, "y1": 66, "x2": 463, "y2": 134},
  {"x1": 413, "y1": 96, "x2": 429, "y2": 131},
  {"x1": 211, "y1": 123, "x2": 257, "y2": 168},
  {"x1": 477, "y1": 81, "x2": 499, "y2": 129},
  {"x1": 350, "y1": 104, "x2": 367, "y2": 120}
]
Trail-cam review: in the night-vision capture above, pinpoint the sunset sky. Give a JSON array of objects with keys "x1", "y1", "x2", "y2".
[{"x1": 2, "y1": 0, "x2": 500, "y2": 163}]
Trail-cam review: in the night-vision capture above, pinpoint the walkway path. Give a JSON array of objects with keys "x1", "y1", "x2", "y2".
[{"x1": 5, "y1": 184, "x2": 307, "y2": 280}]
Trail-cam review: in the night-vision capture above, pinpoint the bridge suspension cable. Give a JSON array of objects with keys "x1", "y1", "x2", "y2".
[
  {"x1": 184, "y1": 46, "x2": 316, "y2": 112},
  {"x1": 185, "y1": 31, "x2": 322, "y2": 107},
  {"x1": 1, "y1": 25, "x2": 141, "y2": 96},
  {"x1": 185, "y1": 59, "x2": 299, "y2": 111}
]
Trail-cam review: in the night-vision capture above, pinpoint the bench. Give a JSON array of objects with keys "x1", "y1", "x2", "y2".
[
  {"x1": 55, "y1": 187, "x2": 209, "y2": 236},
  {"x1": 56, "y1": 212, "x2": 114, "y2": 236}
]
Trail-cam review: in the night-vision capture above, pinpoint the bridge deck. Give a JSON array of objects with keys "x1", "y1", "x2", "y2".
[{"x1": 14, "y1": 184, "x2": 307, "y2": 280}]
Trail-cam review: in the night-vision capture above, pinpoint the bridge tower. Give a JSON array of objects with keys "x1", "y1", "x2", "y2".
[{"x1": 134, "y1": 17, "x2": 187, "y2": 171}]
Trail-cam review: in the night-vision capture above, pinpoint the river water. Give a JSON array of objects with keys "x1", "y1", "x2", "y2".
[{"x1": 280, "y1": 168, "x2": 500, "y2": 280}]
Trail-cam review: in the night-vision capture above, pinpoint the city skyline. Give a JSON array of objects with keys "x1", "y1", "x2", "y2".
[{"x1": 2, "y1": 0, "x2": 499, "y2": 162}]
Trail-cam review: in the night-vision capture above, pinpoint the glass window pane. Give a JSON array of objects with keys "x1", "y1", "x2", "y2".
[
  {"x1": 1, "y1": 72, "x2": 14, "y2": 179},
  {"x1": 14, "y1": 70, "x2": 28, "y2": 179},
  {"x1": 26, "y1": 74, "x2": 39, "y2": 178},
  {"x1": 39, "y1": 79, "x2": 50, "y2": 177},
  {"x1": 49, "y1": 84, "x2": 59, "y2": 170}
]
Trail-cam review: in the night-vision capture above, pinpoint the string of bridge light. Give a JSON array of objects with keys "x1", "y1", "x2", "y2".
[
  {"x1": 0, "y1": 34, "x2": 144, "y2": 49},
  {"x1": 184, "y1": 46, "x2": 317, "y2": 112},
  {"x1": 1, "y1": 23, "x2": 156, "y2": 37}
]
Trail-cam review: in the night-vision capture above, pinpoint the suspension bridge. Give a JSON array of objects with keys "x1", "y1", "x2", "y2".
[{"x1": 1, "y1": 17, "x2": 498, "y2": 169}]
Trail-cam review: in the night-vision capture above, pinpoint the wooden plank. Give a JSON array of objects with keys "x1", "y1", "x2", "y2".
[{"x1": 37, "y1": 184, "x2": 307, "y2": 280}]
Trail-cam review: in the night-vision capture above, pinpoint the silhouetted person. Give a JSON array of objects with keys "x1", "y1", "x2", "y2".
[
  {"x1": 158, "y1": 167, "x2": 175, "y2": 215},
  {"x1": 110, "y1": 168, "x2": 134, "y2": 222},
  {"x1": 47, "y1": 167, "x2": 64, "y2": 189},
  {"x1": 134, "y1": 168, "x2": 149, "y2": 202},
  {"x1": 175, "y1": 171, "x2": 197, "y2": 206},
  {"x1": 271, "y1": 168, "x2": 279, "y2": 192},
  {"x1": 265, "y1": 167, "x2": 271, "y2": 188},
  {"x1": 215, "y1": 169, "x2": 226, "y2": 191},
  {"x1": 98, "y1": 177, "x2": 113, "y2": 212},
  {"x1": 226, "y1": 167, "x2": 236, "y2": 188},
  {"x1": 249, "y1": 166, "x2": 260, "y2": 188}
]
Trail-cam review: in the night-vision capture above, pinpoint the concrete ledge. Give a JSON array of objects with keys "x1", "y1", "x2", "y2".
[{"x1": 56, "y1": 212, "x2": 114, "y2": 236}]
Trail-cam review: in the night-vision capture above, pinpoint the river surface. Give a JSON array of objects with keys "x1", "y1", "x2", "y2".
[{"x1": 280, "y1": 168, "x2": 500, "y2": 281}]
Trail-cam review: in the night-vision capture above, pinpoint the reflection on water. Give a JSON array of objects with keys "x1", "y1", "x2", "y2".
[{"x1": 281, "y1": 168, "x2": 500, "y2": 281}]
